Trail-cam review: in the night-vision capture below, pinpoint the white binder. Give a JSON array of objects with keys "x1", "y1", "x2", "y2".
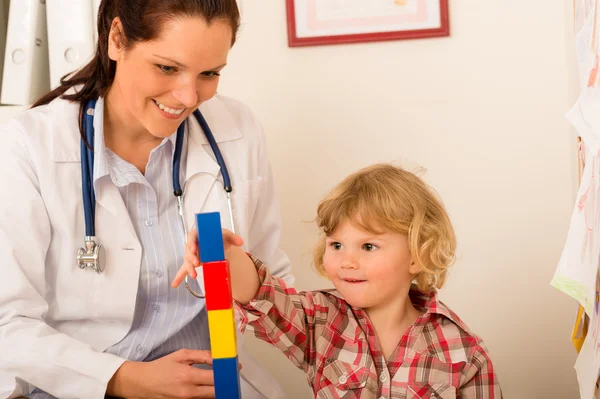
[
  {"x1": 0, "y1": 0, "x2": 11, "y2": 93},
  {"x1": 46, "y1": 0, "x2": 95, "y2": 89},
  {"x1": 1, "y1": 0, "x2": 50, "y2": 106}
]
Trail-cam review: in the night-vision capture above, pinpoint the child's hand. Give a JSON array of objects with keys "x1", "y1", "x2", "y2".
[{"x1": 171, "y1": 227, "x2": 244, "y2": 288}]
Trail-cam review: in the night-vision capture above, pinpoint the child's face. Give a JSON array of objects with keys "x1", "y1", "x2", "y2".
[{"x1": 323, "y1": 218, "x2": 419, "y2": 311}]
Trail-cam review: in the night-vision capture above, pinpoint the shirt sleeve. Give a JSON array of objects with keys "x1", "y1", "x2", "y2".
[
  {"x1": 234, "y1": 256, "x2": 331, "y2": 373},
  {"x1": 458, "y1": 343, "x2": 503, "y2": 398}
]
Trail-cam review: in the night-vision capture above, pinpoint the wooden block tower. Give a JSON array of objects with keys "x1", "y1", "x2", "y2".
[{"x1": 196, "y1": 212, "x2": 241, "y2": 399}]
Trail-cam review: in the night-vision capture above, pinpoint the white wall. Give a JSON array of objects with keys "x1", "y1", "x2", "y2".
[{"x1": 218, "y1": 1, "x2": 581, "y2": 398}]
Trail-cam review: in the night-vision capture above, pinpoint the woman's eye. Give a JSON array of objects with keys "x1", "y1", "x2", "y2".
[
  {"x1": 330, "y1": 242, "x2": 342, "y2": 250},
  {"x1": 157, "y1": 64, "x2": 177, "y2": 74},
  {"x1": 362, "y1": 243, "x2": 377, "y2": 251},
  {"x1": 201, "y1": 71, "x2": 221, "y2": 78}
]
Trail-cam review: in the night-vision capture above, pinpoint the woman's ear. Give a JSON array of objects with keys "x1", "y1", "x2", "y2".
[{"x1": 107, "y1": 17, "x2": 125, "y2": 61}]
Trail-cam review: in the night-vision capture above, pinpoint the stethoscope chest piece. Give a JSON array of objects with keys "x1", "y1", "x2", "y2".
[{"x1": 77, "y1": 236, "x2": 106, "y2": 274}]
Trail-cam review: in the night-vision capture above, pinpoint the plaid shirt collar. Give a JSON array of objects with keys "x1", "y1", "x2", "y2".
[{"x1": 325, "y1": 285, "x2": 472, "y2": 335}]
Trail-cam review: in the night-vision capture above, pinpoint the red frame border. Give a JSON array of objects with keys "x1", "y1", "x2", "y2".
[{"x1": 286, "y1": 0, "x2": 450, "y2": 47}]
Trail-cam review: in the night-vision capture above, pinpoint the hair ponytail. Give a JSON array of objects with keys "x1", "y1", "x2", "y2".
[{"x1": 32, "y1": 0, "x2": 117, "y2": 109}]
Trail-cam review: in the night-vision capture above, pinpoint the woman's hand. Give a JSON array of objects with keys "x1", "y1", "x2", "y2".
[
  {"x1": 171, "y1": 228, "x2": 260, "y2": 304},
  {"x1": 107, "y1": 349, "x2": 215, "y2": 399}
]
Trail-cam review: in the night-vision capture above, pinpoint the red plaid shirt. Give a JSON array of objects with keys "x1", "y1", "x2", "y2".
[{"x1": 235, "y1": 257, "x2": 502, "y2": 399}]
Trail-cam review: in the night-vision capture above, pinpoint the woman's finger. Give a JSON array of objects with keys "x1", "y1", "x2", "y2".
[
  {"x1": 189, "y1": 385, "x2": 216, "y2": 398},
  {"x1": 177, "y1": 349, "x2": 214, "y2": 366},
  {"x1": 187, "y1": 368, "x2": 215, "y2": 387}
]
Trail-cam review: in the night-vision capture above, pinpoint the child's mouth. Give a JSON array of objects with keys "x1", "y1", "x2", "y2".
[{"x1": 342, "y1": 278, "x2": 366, "y2": 284}]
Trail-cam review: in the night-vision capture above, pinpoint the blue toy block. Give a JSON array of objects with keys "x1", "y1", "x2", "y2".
[
  {"x1": 213, "y1": 356, "x2": 242, "y2": 399},
  {"x1": 196, "y1": 212, "x2": 225, "y2": 263}
]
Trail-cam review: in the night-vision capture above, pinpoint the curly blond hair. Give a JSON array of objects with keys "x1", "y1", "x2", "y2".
[{"x1": 313, "y1": 164, "x2": 456, "y2": 293}]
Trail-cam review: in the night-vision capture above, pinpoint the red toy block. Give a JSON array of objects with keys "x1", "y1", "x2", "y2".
[{"x1": 202, "y1": 260, "x2": 233, "y2": 311}]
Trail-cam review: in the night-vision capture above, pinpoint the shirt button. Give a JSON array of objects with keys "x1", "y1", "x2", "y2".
[
  {"x1": 154, "y1": 270, "x2": 163, "y2": 277},
  {"x1": 338, "y1": 374, "x2": 348, "y2": 384},
  {"x1": 379, "y1": 372, "x2": 388, "y2": 382},
  {"x1": 136, "y1": 345, "x2": 144, "y2": 353},
  {"x1": 145, "y1": 220, "x2": 153, "y2": 227},
  {"x1": 153, "y1": 304, "x2": 160, "y2": 312}
]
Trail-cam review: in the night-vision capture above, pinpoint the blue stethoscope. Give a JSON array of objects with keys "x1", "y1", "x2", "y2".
[{"x1": 76, "y1": 99, "x2": 235, "y2": 298}]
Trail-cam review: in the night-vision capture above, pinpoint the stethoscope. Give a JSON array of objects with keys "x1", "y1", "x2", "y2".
[{"x1": 76, "y1": 98, "x2": 235, "y2": 298}]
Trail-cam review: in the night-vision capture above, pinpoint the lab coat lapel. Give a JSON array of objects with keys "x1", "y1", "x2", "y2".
[
  {"x1": 50, "y1": 99, "x2": 138, "y2": 241},
  {"x1": 94, "y1": 179, "x2": 138, "y2": 238}
]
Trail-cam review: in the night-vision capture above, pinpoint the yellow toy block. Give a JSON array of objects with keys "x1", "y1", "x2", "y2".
[{"x1": 208, "y1": 308, "x2": 237, "y2": 359}]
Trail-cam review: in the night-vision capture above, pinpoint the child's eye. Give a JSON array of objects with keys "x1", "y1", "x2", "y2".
[
  {"x1": 157, "y1": 64, "x2": 177, "y2": 75},
  {"x1": 362, "y1": 243, "x2": 378, "y2": 252},
  {"x1": 330, "y1": 242, "x2": 343, "y2": 250}
]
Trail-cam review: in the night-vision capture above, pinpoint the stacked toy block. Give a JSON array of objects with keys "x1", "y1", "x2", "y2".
[{"x1": 196, "y1": 212, "x2": 241, "y2": 399}]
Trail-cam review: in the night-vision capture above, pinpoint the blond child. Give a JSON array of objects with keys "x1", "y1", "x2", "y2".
[{"x1": 172, "y1": 163, "x2": 502, "y2": 398}]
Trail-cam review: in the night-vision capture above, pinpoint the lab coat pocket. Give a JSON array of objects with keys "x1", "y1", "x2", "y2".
[
  {"x1": 321, "y1": 360, "x2": 368, "y2": 392},
  {"x1": 407, "y1": 383, "x2": 457, "y2": 399}
]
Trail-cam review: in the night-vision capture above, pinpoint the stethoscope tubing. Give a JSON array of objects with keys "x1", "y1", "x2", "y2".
[{"x1": 80, "y1": 100, "x2": 234, "y2": 299}]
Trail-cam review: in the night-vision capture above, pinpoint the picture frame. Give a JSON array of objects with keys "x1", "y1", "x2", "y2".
[{"x1": 286, "y1": 0, "x2": 450, "y2": 47}]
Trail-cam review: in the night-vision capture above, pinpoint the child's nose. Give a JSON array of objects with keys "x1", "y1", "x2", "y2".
[{"x1": 341, "y1": 253, "x2": 359, "y2": 269}]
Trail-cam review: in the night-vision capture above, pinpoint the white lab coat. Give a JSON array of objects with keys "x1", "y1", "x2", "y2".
[{"x1": 0, "y1": 94, "x2": 292, "y2": 399}]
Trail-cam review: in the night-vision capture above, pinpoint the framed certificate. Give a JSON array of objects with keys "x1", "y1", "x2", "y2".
[{"x1": 286, "y1": 0, "x2": 450, "y2": 47}]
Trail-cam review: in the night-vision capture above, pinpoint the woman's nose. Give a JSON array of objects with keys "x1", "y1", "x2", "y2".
[{"x1": 171, "y1": 82, "x2": 198, "y2": 108}]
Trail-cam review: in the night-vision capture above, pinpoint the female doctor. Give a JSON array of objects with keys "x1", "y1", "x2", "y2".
[{"x1": 0, "y1": 0, "x2": 293, "y2": 398}]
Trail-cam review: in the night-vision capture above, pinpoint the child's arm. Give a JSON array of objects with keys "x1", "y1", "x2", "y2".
[
  {"x1": 172, "y1": 229, "x2": 329, "y2": 372},
  {"x1": 171, "y1": 228, "x2": 260, "y2": 304},
  {"x1": 459, "y1": 344, "x2": 503, "y2": 398},
  {"x1": 232, "y1": 256, "x2": 326, "y2": 372}
]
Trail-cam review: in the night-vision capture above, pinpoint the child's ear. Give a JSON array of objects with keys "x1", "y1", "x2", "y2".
[{"x1": 408, "y1": 259, "x2": 420, "y2": 274}]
